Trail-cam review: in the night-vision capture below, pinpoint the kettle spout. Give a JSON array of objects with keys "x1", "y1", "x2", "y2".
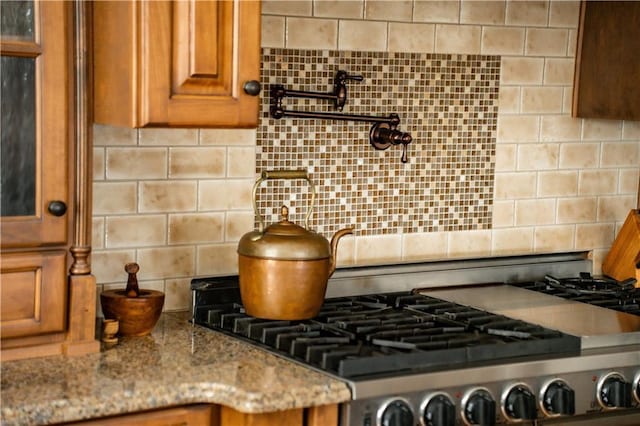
[{"x1": 328, "y1": 227, "x2": 354, "y2": 277}]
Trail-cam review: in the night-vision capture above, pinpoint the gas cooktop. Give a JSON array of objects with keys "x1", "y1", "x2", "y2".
[{"x1": 192, "y1": 278, "x2": 580, "y2": 380}]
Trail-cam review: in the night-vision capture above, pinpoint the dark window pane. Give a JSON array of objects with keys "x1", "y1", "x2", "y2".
[
  {"x1": 1, "y1": 55, "x2": 36, "y2": 217},
  {"x1": 0, "y1": 1, "x2": 34, "y2": 40}
]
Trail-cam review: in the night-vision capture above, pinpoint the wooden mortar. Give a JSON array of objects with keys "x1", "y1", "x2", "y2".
[{"x1": 100, "y1": 263, "x2": 165, "y2": 336}]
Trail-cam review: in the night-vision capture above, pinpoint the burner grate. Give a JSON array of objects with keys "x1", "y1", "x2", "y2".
[{"x1": 192, "y1": 281, "x2": 580, "y2": 379}]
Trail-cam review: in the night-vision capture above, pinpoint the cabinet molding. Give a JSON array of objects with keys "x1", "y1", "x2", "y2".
[{"x1": 93, "y1": 0, "x2": 261, "y2": 128}]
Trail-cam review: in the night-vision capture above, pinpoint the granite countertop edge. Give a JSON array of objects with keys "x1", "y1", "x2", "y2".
[{"x1": 0, "y1": 312, "x2": 352, "y2": 425}]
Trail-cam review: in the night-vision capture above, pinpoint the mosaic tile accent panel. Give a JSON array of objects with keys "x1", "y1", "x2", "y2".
[{"x1": 257, "y1": 49, "x2": 500, "y2": 237}]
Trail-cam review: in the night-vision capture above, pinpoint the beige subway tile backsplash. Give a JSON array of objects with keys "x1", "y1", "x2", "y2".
[
  {"x1": 578, "y1": 170, "x2": 618, "y2": 195},
  {"x1": 338, "y1": 20, "x2": 387, "y2": 51},
  {"x1": 597, "y1": 195, "x2": 637, "y2": 222},
  {"x1": 619, "y1": 169, "x2": 640, "y2": 194},
  {"x1": 388, "y1": 23, "x2": 435, "y2": 52},
  {"x1": 169, "y1": 147, "x2": 225, "y2": 178},
  {"x1": 575, "y1": 223, "x2": 615, "y2": 250},
  {"x1": 494, "y1": 144, "x2": 517, "y2": 171},
  {"x1": 137, "y1": 247, "x2": 195, "y2": 280},
  {"x1": 93, "y1": 147, "x2": 105, "y2": 181},
  {"x1": 540, "y1": 116, "x2": 581, "y2": 142},
  {"x1": 558, "y1": 143, "x2": 599, "y2": 169},
  {"x1": 228, "y1": 147, "x2": 257, "y2": 178},
  {"x1": 521, "y1": 87, "x2": 563, "y2": 114},
  {"x1": 106, "y1": 148, "x2": 167, "y2": 180},
  {"x1": 314, "y1": 1, "x2": 363, "y2": 19},
  {"x1": 199, "y1": 179, "x2": 253, "y2": 211},
  {"x1": 93, "y1": 182, "x2": 137, "y2": 215},
  {"x1": 491, "y1": 201, "x2": 515, "y2": 228},
  {"x1": 164, "y1": 278, "x2": 192, "y2": 311},
  {"x1": 622, "y1": 121, "x2": 640, "y2": 140},
  {"x1": 225, "y1": 211, "x2": 255, "y2": 242},
  {"x1": 93, "y1": 217, "x2": 105, "y2": 249},
  {"x1": 262, "y1": 0, "x2": 311, "y2": 16},
  {"x1": 498, "y1": 87, "x2": 520, "y2": 113},
  {"x1": 93, "y1": 124, "x2": 136, "y2": 146},
  {"x1": 196, "y1": 244, "x2": 239, "y2": 276},
  {"x1": 548, "y1": 1, "x2": 580, "y2": 28},
  {"x1": 582, "y1": 119, "x2": 622, "y2": 141},
  {"x1": 105, "y1": 215, "x2": 167, "y2": 248},
  {"x1": 413, "y1": 1, "x2": 459, "y2": 23},
  {"x1": 286, "y1": 17, "x2": 337, "y2": 49},
  {"x1": 365, "y1": 0, "x2": 413, "y2": 21},
  {"x1": 515, "y1": 199, "x2": 556, "y2": 226},
  {"x1": 402, "y1": 232, "x2": 448, "y2": 260},
  {"x1": 517, "y1": 143, "x2": 559, "y2": 170},
  {"x1": 355, "y1": 235, "x2": 402, "y2": 264},
  {"x1": 525, "y1": 28, "x2": 568, "y2": 56},
  {"x1": 500, "y1": 57, "x2": 543, "y2": 85},
  {"x1": 494, "y1": 172, "x2": 537, "y2": 200},
  {"x1": 139, "y1": 181, "x2": 198, "y2": 213},
  {"x1": 534, "y1": 225, "x2": 575, "y2": 252},
  {"x1": 460, "y1": 1, "x2": 505, "y2": 25},
  {"x1": 492, "y1": 227, "x2": 533, "y2": 255},
  {"x1": 448, "y1": 230, "x2": 492, "y2": 257},
  {"x1": 543, "y1": 58, "x2": 574, "y2": 85},
  {"x1": 497, "y1": 116, "x2": 540, "y2": 143},
  {"x1": 168, "y1": 213, "x2": 224, "y2": 245},
  {"x1": 261, "y1": 15, "x2": 285, "y2": 48},
  {"x1": 537, "y1": 171, "x2": 578, "y2": 197},
  {"x1": 435, "y1": 24, "x2": 481, "y2": 54},
  {"x1": 557, "y1": 197, "x2": 597, "y2": 224},
  {"x1": 481, "y1": 27, "x2": 524, "y2": 55},
  {"x1": 505, "y1": 1, "x2": 549, "y2": 27},
  {"x1": 601, "y1": 142, "x2": 640, "y2": 168},
  {"x1": 92, "y1": 250, "x2": 137, "y2": 284},
  {"x1": 200, "y1": 129, "x2": 257, "y2": 146},
  {"x1": 139, "y1": 128, "x2": 198, "y2": 146}
]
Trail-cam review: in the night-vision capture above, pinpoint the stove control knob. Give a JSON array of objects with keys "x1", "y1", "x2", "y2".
[
  {"x1": 541, "y1": 380, "x2": 575, "y2": 416},
  {"x1": 503, "y1": 384, "x2": 537, "y2": 421},
  {"x1": 377, "y1": 398, "x2": 414, "y2": 426},
  {"x1": 422, "y1": 393, "x2": 456, "y2": 426},
  {"x1": 463, "y1": 388, "x2": 496, "y2": 425},
  {"x1": 597, "y1": 373, "x2": 632, "y2": 409}
]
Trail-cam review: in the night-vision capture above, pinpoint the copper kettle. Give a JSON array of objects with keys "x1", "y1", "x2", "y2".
[{"x1": 237, "y1": 170, "x2": 353, "y2": 320}]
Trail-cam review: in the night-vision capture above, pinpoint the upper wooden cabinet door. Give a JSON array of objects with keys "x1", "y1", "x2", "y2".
[
  {"x1": 0, "y1": 1, "x2": 71, "y2": 248},
  {"x1": 93, "y1": 0, "x2": 261, "y2": 128},
  {"x1": 572, "y1": 1, "x2": 640, "y2": 121}
]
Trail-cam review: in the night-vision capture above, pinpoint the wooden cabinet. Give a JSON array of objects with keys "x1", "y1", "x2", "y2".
[
  {"x1": 572, "y1": 1, "x2": 640, "y2": 121},
  {"x1": 64, "y1": 404, "x2": 338, "y2": 426},
  {"x1": 0, "y1": 1, "x2": 99, "y2": 361},
  {"x1": 93, "y1": 0, "x2": 261, "y2": 128}
]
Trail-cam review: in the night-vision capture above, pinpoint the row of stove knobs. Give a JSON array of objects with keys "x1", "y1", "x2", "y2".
[{"x1": 377, "y1": 373, "x2": 640, "y2": 426}]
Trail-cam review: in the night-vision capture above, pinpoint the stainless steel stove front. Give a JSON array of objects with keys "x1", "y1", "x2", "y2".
[{"x1": 340, "y1": 346, "x2": 640, "y2": 425}]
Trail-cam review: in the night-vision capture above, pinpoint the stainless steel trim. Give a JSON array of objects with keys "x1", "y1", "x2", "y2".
[
  {"x1": 346, "y1": 346, "x2": 640, "y2": 400},
  {"x1": 327, "y1": 252, "x2": 591, "y2": 297},
  {"x1": 633, "y1": 371, "x2": 640, "y2": 404}
]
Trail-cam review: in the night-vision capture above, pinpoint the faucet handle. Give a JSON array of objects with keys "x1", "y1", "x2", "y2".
[{"x1": 333, "y1": 70, "x2": 364, "y2": 110}]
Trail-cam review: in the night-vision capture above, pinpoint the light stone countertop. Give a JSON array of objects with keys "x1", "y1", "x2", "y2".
[{"x1": 0, "y1": 312, "x2": 352, "y2": 426}]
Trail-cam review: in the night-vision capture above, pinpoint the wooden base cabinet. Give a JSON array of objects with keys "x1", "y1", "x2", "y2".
[{"x1": 61, "y1": 404, "x2": 339, "y2": 426}]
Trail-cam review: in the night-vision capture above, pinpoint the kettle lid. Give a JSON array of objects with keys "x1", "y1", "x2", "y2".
[{"x1": 237, "y1": 206, "x2": 330, "y2": 260}]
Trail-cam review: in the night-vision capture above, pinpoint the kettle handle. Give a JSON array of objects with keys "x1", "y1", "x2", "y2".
[{"x1": 253, "y1": 170, "x2": 316, "y2": 231}]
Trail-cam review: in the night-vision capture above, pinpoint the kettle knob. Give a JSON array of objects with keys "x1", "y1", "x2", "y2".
[{"x1": 281, "y1": 205, "x2": 290, "y2": 222}]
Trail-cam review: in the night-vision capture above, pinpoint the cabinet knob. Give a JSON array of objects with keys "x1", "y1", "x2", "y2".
[
  {"x1": 243, "y1": 80, "x2": 261, "y2": 96},
  {"x1": 47, "y1": 200, "x2": 67, "y2": 217}
]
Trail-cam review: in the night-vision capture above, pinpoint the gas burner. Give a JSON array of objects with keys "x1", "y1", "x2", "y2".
[{"x1": 544, "y1": 272, "x2": 638, "y2": 299}]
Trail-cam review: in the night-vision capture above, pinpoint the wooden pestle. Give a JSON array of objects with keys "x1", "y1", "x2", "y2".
[{"x1": 124, "y1": 262, "x2": 140, "y2": 297}]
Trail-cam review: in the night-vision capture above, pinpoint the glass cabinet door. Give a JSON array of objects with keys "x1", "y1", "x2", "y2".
[{"x1": 0, "y1": 1, "x2": 70, "y2": 248}]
